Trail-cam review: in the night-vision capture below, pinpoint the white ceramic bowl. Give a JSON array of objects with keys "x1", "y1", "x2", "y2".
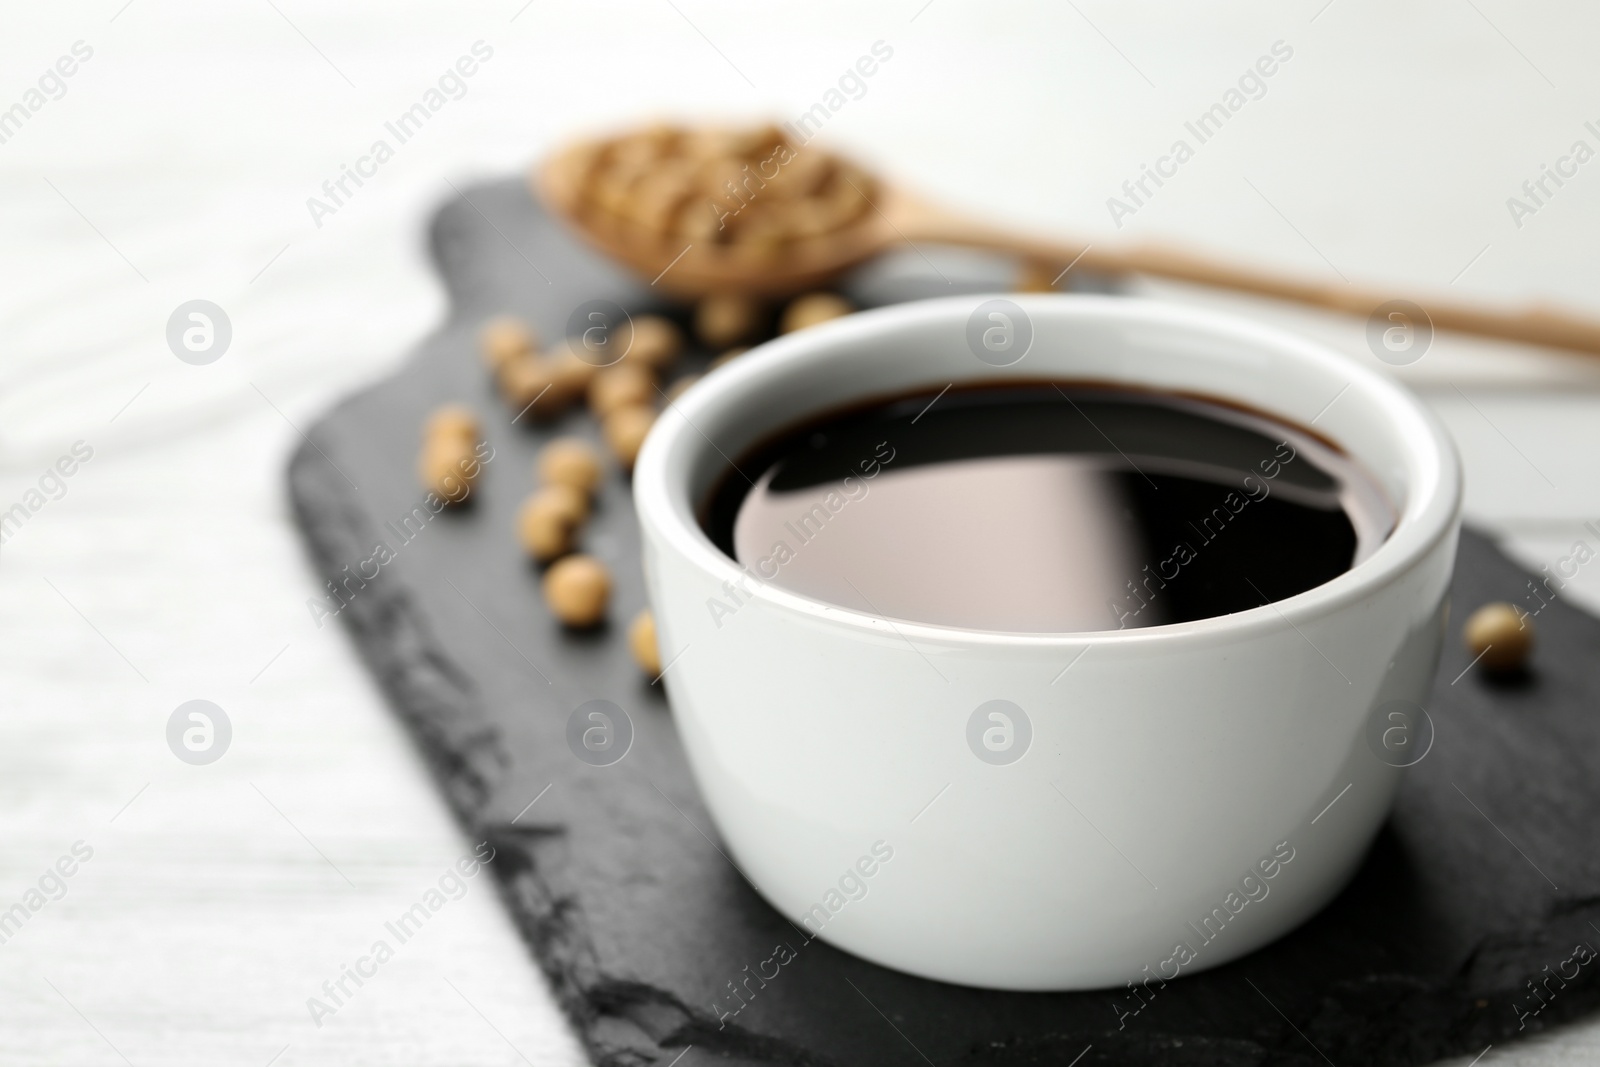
[{"x1": 633, "y1": 294, "x2": 1461, "y2": 990}]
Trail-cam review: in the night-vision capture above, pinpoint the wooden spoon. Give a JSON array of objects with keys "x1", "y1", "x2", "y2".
[{"x1": 536, "y1": 125, "x2": 1600, "y2": 356}]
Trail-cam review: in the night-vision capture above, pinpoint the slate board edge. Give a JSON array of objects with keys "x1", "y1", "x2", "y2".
[{"x1": 287, "y1": 376, "x2": 794, "y2": 1067}]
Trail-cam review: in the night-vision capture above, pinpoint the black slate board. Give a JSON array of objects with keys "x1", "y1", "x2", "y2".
[{"x1": 288, "y1": 176, "x2": 1600, "y2": 1066}]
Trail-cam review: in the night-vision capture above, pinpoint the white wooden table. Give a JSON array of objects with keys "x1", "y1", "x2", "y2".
[{"x1": 2, "y1": 2, "x2": 1596, "y2": 1064}]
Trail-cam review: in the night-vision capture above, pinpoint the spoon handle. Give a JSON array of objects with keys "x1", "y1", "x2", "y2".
[{"x1": 892, "y1": 199, "x2": 1600, "y2": 358}]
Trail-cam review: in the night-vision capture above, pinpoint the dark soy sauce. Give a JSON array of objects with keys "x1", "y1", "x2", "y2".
[{"x1": 702, "y1": 384, "x2": 1396, "y2": 633}]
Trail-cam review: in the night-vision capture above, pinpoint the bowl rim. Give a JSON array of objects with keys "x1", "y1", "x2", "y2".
[{"x1": 633, "y1": 293, "x2": 1462, "y2": 649}]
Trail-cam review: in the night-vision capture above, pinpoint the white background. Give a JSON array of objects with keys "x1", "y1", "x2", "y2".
[{"x1": 2, "y1": 1, "x2": 1598, "y2": 1064}]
